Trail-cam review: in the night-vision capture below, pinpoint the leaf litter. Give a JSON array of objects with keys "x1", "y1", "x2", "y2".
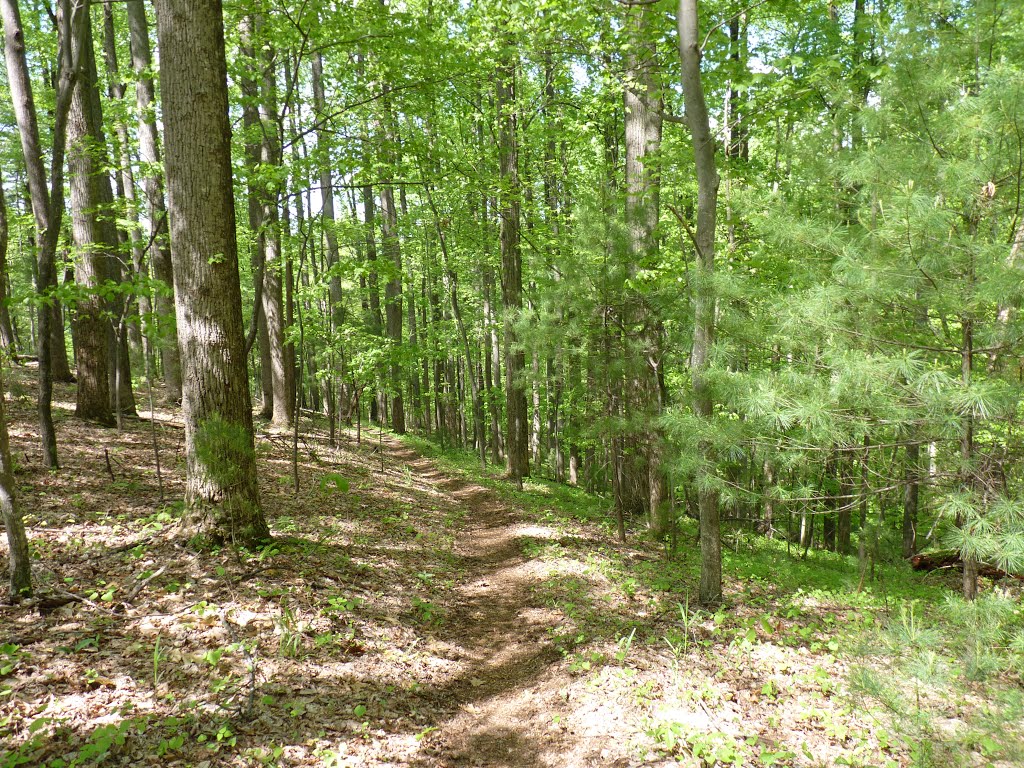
[{"x1": 0, "y1": 370, "x2": 1000, "y2": 767}]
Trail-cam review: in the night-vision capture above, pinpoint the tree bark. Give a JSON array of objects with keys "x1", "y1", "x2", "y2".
[
  {"x1": 1, "y1": 0, "x2": 87, "y2": 469},
  {"x1": 378, "y1": 140, "x2": 405, "y2": 433},
  {"x1": 624, "y1": 1, "x2": 667, "y2": 538},
  {"x1": 68, "y1": 12, "x2": 115, "y2": 425},
  {"x1": 127, "y1": 0, "x2": 181, "y2": 402},
  {"x1": 152, "y1": 0, "x2": 269, "y2": 546},
  {"x1": 496, "y1": 47, "x2": 529, "y2": 483},
  {"x1": 679, "y1": 0, "x2": 722, "y2": 605},
  {"x1": 0, "y1": 366, "x2": 30, "y2": 599},
  {"x1": 903, "y1": 441, "x2": 920, "y2": 558},
  {"x1": 0, "y1": 179, "x2": 17, "y2": 353},
  {"x1": 258, "y1": 35, "x2": 293, "y2": 429}
]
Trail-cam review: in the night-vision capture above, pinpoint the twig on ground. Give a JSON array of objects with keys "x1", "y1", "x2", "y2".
[{"x1": 122, "y1": 565, "x2": 166, "y2": 604}]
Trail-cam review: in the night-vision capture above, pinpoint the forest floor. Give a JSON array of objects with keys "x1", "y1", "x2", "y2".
[{"x1": 2, "y1": 370, "x2": 1024, "y2": 767}]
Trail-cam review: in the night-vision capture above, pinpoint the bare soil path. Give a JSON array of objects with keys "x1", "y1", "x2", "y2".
[
  {"x1": 1, "y1": 376, "x2": 639, "y2": 768},
  {"x1": 382, "y1": 440, "x2": 616, "y2": 768}
]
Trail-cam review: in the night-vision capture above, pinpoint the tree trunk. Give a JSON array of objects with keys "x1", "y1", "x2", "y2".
[
  {"x1": 262, "y1": 40, "x2": 293, "y2": 428},
  {"x1": 624, "y1": 1, "x2": 667, "y2": 538},
  {"x1": 102, "y1": 4, "x2": 150, "y2": 372},
  {"x1": 247, "y1": 24, "x2": 292, "y2": 429},
  {"x1": 0, "y1": 179, "x2": 17, "y2": 353},
  {"x1": 426, "y1": 184, "x2": 485, "y2": 468},
  {"x1": 1, "y1": 0, "x2": 87, "y2": 469},
  {"x1": 960, "y1": 318, "x2": 978, "y2": 600},
  {"x1": 0, "y1": 367, "x2": 30, "y2": 599},
  {"x1": 483, "y1": 263, "x2": 501, "y2": 464},
  {"x1": 903, "y1": 441, "x2": 920, "y2": 558},
  {"x1": 679, "y1": 0, "x2": 722, "y2": 605},
  {"x1": 127, "y1": 0, "x2": 181, "y2": 402},
  {"x1": 68, "y1": 13, "x2": 116, "y2": 424},
  {"x1": 496, "y1": 49, "x2": 529, "y2": 483},
  {"x1": 238, "y1": 17, "x2": 272, "y2": 419},
  {"x1": 153, "y1": 0, "x2": 269, "y2": 546},
  {"x1": 51, "y1": 275, "x2": 74, "y2": 384},
  {"x1": 380, "y1": 179, "x2": 405, "y2": 434}
]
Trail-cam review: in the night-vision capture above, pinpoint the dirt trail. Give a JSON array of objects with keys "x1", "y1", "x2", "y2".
[{"x1": 382, "y1": 441, "x2": 616, "y2": 768}]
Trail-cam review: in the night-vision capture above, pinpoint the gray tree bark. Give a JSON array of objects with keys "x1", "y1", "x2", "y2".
[
  {"x1": 257, "y1": 34, "x2": 293, "y2": 429},
  {"x1": 496, "y1": 47, "x2": 529, "y2": 483},
  {"x1": 679, "y1": 0, "x2": 723, "y2": 605},
  {"x1": 0, "y1": 179, "x2": 17, "y2": 353},
  {"x1": 1, "y1": 0, "x2": 87, "y2": 468},
  {"x1": 0, "y1": 366, "x2": 30, "y2": 599},
  {"x1": 127, "y1": 0, "x2": 181, "y2": 402},
  {"x1": 624, "y1": 1, "x2": 667, "y2": 538},
  {"x1": 152, "y1": 0, "x2": 269, "y2": 546},
  {"x1": 68, "y1": 12, "x2": 115, "y2": 425}
]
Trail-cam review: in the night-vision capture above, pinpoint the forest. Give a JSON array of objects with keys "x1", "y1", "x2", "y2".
[{"x1": 1, "y1": 0, "x2": 1024, "y2": 766}]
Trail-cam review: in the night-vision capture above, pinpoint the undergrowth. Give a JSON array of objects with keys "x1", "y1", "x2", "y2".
[{"x1": 406, "y1": 434, "x2": 1024, "y2": 767}]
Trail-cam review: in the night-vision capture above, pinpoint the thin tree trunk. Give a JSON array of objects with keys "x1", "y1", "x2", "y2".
[
  {"x1": 0, "y1": 180, "x2": 17, "y2": 353},
  {"x1": 311, "y1": 50, "x2": 347, "y2": 421},
  {"x1": 127, "y1": 0, "x2": 181, "y2": 402},
  {"x1": 0, "y1": 366, "x2": 30, "y2": 599},
  {"x1": 426, "y1": 184, "x2": 485, "y2": 468},
  {"x1": 1, "y1": 0, "x2": 88, "y2": 469},
  {"x1": 102, "y1": 4, "x2": 150, "y2": 371},
  {"x1": 961, "y1": 318, "x2": 978, "y2": 600},
  {"x1": 903, "y1": 441, "x2": 920, "y2": 558},
  {"x1": 380, "y1": 182, "x2": 405, "y2": 433},
  {"x1": 258, "y1": 30, "x2": 292, "y2": 428},
  {"x1": 679, "y1": 0, "x2": 722, "y2": 605},
  {"x1": 239, "y1": 17, "x2": 272, "y2": 419},
  {"x1": 496, "y1": 49, "x2": 529, "y2": 483}
]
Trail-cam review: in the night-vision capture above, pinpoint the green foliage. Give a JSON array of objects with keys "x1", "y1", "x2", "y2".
[
  {"x1": 193, "y1": 414, "x2": 255, "y2": 489},
  {"x1": 318, "y1": 473, "x2": 351, "y2": 494}
]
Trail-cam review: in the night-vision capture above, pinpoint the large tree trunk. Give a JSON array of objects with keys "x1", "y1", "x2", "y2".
[
  {"x1": 496, "y1": 48, "x2": 529, "y2": 483},
  {"x1": 624, "y1": 1, "x2": 667, "y2": 538},
  {"x1": 68, "y1": 13, "x2": 115, "y2": 425},
  {"x1": 153, "y1": 0, "x2": 269, "y2": 546},
  {"x1": 127, "y1": 0, "x2": 181, "y2": 402},
  {"x1": 679, "y1": 0, "x2": 722, "y2": 605}
]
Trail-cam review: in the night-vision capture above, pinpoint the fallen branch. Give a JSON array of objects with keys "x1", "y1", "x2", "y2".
[
  {"x1": 122, "y1": 565, "x2": 166, "y2": 604},
  {"x1": 910, "y1": 550, "x2": 1019, "y2": 580}
]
